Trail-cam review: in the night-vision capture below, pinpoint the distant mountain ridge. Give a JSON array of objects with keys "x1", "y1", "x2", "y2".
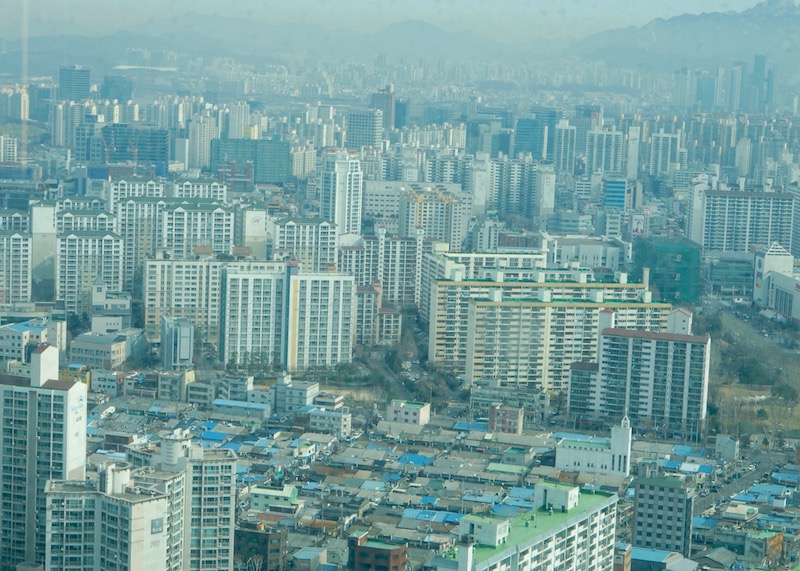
[
  {"x1": 1, "y1": 1, "x2": 798, "y2": 79},
  {"x1": 567, "y1": 0, "x2": 800, "y2": 73}
]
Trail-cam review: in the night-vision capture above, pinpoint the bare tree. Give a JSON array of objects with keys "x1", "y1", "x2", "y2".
[{"x1": 247, "y1": 555, "x2": 265, "y2": 571}]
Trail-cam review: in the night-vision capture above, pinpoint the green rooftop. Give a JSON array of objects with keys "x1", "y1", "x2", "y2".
[
  {"x1": 486, "y1": 463, "x2": 526, "y2": 475},
  {"x1": 471, "y1": 491, "x2": 616, "y2": 565}
]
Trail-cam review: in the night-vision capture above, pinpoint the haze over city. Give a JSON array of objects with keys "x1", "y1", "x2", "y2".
[
  {"x1": 0, "y1": 0, "x2": 767, "y2": 41},
  {"x1": 2, "y1": 1, "x2": 800, "y2": 571}
]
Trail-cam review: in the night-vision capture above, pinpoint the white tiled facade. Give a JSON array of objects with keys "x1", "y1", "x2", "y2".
[
  {"x1": 56, "y1": 231, "x2": 124, "y2": 315},
  {"x1": 0, "y1": 230, "x2": 31, "y2": 303}
]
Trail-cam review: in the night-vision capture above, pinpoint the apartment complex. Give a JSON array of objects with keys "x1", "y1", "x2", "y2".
[
  {"x1": 429, "y1": 268, "x2": 670, "y2": 386},
  {"x1": 568, "y1": 328, "x2": 711, "y2": 440},
  {"x1": 143, "y1": 256, "x2": 284, "y2": 343},
  {"x1": 220, "y1": 265, "x2": 355, "y2": 371}
]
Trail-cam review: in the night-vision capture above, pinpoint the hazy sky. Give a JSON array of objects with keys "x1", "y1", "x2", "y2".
[{"x1": 5, "y1": 0, "x2": 764, "y2": 42}]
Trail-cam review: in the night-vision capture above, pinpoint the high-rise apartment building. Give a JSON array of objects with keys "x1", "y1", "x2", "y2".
[
  {"x1": 220, "y1": 265, "x2": 355, "y2": 370},
  {"x1": 143, "y1": 256, "x2": 284, "y2": 344},
  {"x1": 573, "y1": 103, "x2": 604, "y2": 154},
  {"x1": 649, "y1": 128, "x2": 685, "y2": 176},
  {"x1": 430, "y1": 267, "x2": 670, "y2": 384},
  {"x1": 58, "y1": 65, "x2": 91, "y2": 102},
  {"x1": 0, "y1": 230, "x2": 32, "y2": 303},
  {"x1": 227, "y1": 101, "x2": 251, "y2": 139},
  {"x1": 0, "y1": 344, "x2": 87, "y2": 570},
  {"x1": 271, "y1": 217, "x2": 337, "y2": 272},
  {"x1": 398, "y1": 186, "x2": 471, "y2": 252},
  {"x1": 45, "y1": 466, "x2": 171, "y2": 571},
  {"x1": 56, "y1": 230, "x2": 124, "y2": 315},
  {"x1": 463, "y1": 284, "x2": 671, "y2": 391},
  {"x1": 690, "y1": 184, "x2": 795, "y2": 255},
  {"x1": 553, "y1": 119, "x2": 577, "y2": 174},
  {"x1": 569, "y1": 327, "x2": 710, "y2": 440},
  {"x1": 188, "y1": 114, "x2": 217, "y2": 170},
  {"x1": 338, "y1": 228, "x2": 433, "y2": 307},
  {"x1": 319, "y1": 149, "x2": 363, "y2": 235},
  {"x1": 160, "y1": 203, "x2": 235, "y2": 259},
  {"x1": 633, "y1": 477, "x2": 695, "y2": 556},
  {"x1": 585, "y1": 127, "x2": 624, "y2": 174}
]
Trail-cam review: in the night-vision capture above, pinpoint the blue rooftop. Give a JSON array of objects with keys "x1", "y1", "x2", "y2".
[
  {"x1": 631, "y1": 547, "x2": 676, "y2": 563},
  {"x1": 402, "y1": 508, "x2": 463, "y2": 524},
  {"x1": 492, "y1": 504, "x2": 522, "y2": 517},
  {"x1": 398, "y1": 453, "x2": 434, "y2": 466},
  {"x1": 453, "y1": 421, "x2": 488, "y2": 432},
  {"x1": 200, "y1": 430, "x2": 228, "y2": 441},
  {"x1": 693, "y1": 517, "x2": 720, "y2": 529},
  {"x1": 6, "y1": 321, "x2": 45, "y2": 333}
]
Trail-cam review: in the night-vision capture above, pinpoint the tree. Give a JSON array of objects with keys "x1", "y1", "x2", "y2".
[
  {"x1": 756, "y1": 408, "x2": 769, "y2": 421},
  {"x1": 772, "y1": 383, "x2": 799, "y2": 404},
  {"x1": 247, "y1": 555, "x2": 265, "y2": 571}
]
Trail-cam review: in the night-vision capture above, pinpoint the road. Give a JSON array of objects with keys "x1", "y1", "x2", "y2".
[{"x1": 695, "y1": 449, "x2": 792, "y2": 513}]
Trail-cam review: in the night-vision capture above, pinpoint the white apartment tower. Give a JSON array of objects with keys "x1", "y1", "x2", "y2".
[
  {"x1": 45, "y1": 466, "x2": 171, "y2": 571},
  {"x1": 56, "y1": 230, "x2": 124, "y2": 314},
  {"x1": 0, "y1": 230, "x2": 32, "y2": 303},
  {"x1": 649, "y1": 128, "x2": 685, "y2": 177},
  {"x1": 0, "y1": 344, "x2": 87, "y2": 570},
  {"x1": 553, "y1": 119, "x2": 577, "y2": 174},
  {"x1": 160, "y1": 203, "x2": 234, "y2": 259},
  {"x1": 320, "y1": 150, "x2": 363, "y2": 235},
  {"x1": 585, "y1": 127, "x2": 624, "y2": 174},
  {"x1": 398, "y1": 186, "x2": 471, "y2": 252},
  {"x1": 143, "y1": 257, "x2": 284, "y2": 344},
  {"x1": 227, "y1": 101, "x2": 250, "y2": 139},
  {"x1": 221, "y1": 265, "x2": 355, "y2": 371},
  {"x1": 271, "y1": 217, "x2": 338, "y2": 271},
  {"x1": 568, "y1": 327, "x2": 710, "y2": 440}
]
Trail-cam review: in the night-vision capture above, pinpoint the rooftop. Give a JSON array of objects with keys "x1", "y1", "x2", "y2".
[{"x1": 471, "y1": 491, "x2": 616, "y2": 564}]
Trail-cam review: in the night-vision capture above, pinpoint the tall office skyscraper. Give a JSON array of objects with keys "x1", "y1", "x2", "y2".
[
  {"x1": 0, "y1": 344, "x2": 87, "y2": 570},
  {"x1": 515, "y1": 107, "x2": 559, "y2": 160},
  {"x1": 370, "y1": 85, "x2": 396, "y2": 131},
  {"x1": 573, "y1": 103, "x2": 603, "y2": 154},
  {"x1": 58, "y1": 65, "x2": 91, "y2": 102},
  {"x1": 346, "y1": 108, "x2": 383, "y2": 149},
  {"x1": 320, "y1": 149, "x2": 363, "y2": 235}
]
